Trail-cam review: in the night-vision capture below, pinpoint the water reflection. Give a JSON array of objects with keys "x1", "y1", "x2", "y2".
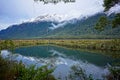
[
  {"x1": 49, "y1": 49, "x2": 66, "y2": 57},
  {"x1": 1, "y1": 48, "x2": 108, "y2": 80},
  {"x1": 13, "y1": 45, "x2": 120, "y2": 66}
]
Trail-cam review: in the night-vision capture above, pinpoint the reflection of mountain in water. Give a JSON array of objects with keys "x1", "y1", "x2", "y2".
[
  {"x1": 13, "y1": 45, "x2": 120, "y2": 66},
  {"x1": 1, "y1": 50, "x2": 109, "y2": 80},
  {"x1": 49, "y1": 49, "x2": 66, "y2": 57}
]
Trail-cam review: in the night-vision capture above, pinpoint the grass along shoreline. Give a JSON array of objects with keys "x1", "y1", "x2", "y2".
[
  {"x1": 0, "y1": 39, "x2": 120, "y2": 58},
  {"x1": 0, "y1": 39, "x2": 120, "y2": 51}
]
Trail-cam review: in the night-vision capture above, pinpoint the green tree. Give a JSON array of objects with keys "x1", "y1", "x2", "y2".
[
  {"x1": 95, "y1": 0, "x2": 120, "y2": 30},
  {"x1": 95, "y1": 16, "x2": 108, "y2": 31},
  {"x1": 112, "y1": 13, "x2": 120, "y2": 28}
]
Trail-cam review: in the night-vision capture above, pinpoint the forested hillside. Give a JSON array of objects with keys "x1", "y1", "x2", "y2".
[{"x1": 0, "y1": 13, "x2": 120, "y2": 39}]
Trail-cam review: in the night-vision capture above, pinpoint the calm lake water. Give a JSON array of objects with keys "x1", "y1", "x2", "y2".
[{"x1": 1, "y1": 45, "x2": 120, "y2": 80}]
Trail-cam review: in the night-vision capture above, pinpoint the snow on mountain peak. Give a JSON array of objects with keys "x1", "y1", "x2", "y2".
[
  {"x1": 30, "y1": 14, "x2": 69, "y2": 22},
  {"x1": 27, "y1": 13, "x2": 86, "y2": 23},
  {"x1": 24, "y1": 14, "x2": 90, "y2": 30}
]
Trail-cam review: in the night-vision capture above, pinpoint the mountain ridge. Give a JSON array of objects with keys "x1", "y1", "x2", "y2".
[{"x1": 0, "y1": 13, "x2": 120, "y2": 39}]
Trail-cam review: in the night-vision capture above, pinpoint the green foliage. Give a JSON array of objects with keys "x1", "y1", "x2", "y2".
[
  {"x1": 97, "y1": 0, "x2": 120, "y2": 30},
  {"x1": 0, "y1": 57, "x2": 55, "y2": 80},
  {"x1": 0, "y1": 56, "x2": 19, "y2": 80},
  {"x1": 95, "y1": 16, "x2": 108, "y2": 31},
  {"x1": 95, "y1": 14, "x2": 120, "y2": 31},
  {"x1": 17, "y1": 64, "x2": 55, "y2": 80},
  {"x1": 112, "y1": 13, "x2": 120, "y2": 28}
]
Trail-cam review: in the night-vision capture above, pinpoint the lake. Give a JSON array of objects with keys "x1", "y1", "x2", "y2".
[{"x1": 1, "y1": 45, "x2": 120, "y2": 80}]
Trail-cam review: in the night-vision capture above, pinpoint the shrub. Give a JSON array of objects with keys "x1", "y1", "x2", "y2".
[{"x1": 0, "y1": 57, "x2": 55, "y2": 80}]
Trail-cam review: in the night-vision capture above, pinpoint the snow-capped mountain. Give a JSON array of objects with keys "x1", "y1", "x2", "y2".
[
  {"x1": 24, "y1": 14, "x2": 81, "y2": 30},
  {"x1": 27, "y1": 13, "x2": 89, "y2": 23},
  {"x1": 29, "y1": 14, "x2": 69, "y2": 23},
  {"x1": 0, "y1": 13, "x2": 119, "y2": 39}
]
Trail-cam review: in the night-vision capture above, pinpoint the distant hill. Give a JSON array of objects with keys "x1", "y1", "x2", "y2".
[{"x1": 0, "y1": 13, "x2": 120, "y2": 39}]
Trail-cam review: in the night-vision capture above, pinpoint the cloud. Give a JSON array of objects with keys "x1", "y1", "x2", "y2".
[
  {"x1": 49, "y1": 22, "x2": 67, "y2": 30},
  {"x1": 0, "y1": 0, "x2": 104, "y2": 30},
  {"x1": 49, "y1": 19, "x2": 78, "y2": 30},
  {"x1": 0, "y1": 24, "x2": 9, "y2": 31}
]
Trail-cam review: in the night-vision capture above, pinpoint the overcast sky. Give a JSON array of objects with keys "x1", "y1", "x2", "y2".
[{"x1": 0, "y1": 0, "x2": 104, "y2": 30}]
